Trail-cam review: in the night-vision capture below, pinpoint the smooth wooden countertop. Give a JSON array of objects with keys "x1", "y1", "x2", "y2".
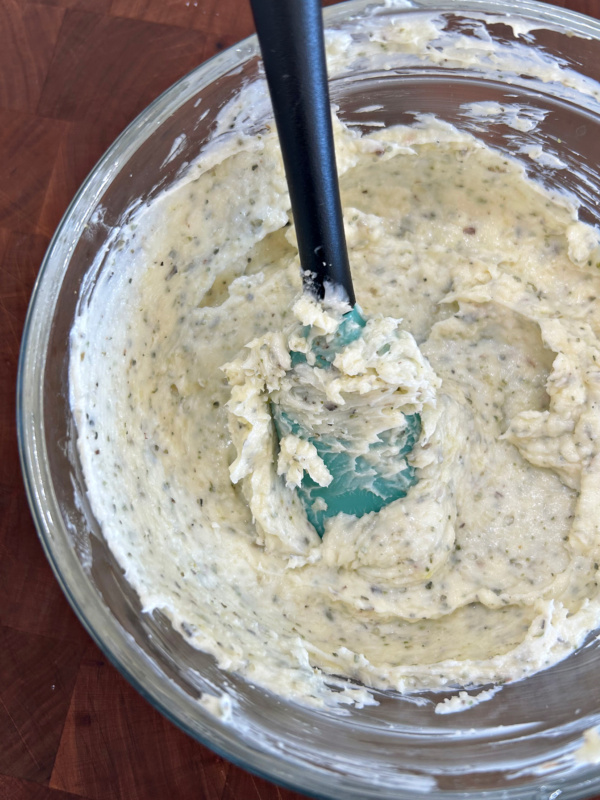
[{"x1": 1, "y1": 1, "x2": 599, "y2": 798}]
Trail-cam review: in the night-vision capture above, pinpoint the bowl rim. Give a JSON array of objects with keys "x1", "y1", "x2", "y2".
[{"x1": 16, "y1": 1, "x2": 600, "y2": 798}]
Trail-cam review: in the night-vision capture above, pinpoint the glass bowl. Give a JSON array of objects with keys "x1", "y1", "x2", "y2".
[{"x1": 17, "y1": 1, "x2": 600, "y2": 797}]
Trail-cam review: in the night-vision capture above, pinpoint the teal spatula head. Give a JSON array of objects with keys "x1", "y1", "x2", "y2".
[
  {"x1": 269, "y1": 297, "x2": 435, "y2": 537},
  {"x1": 272, "y1": 405, "x2": 421, "y2": 536},
  {"x1": 223, "y1": 294, "x2": 439, "y2": 541}
]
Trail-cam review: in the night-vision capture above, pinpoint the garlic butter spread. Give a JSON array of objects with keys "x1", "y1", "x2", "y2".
[{"x1": 70, "y1": 12, "x2": 600, "y2": 707}]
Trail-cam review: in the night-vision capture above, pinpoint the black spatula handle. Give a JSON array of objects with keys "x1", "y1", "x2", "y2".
[{"x1": 250, "y1": 0, "x2": 355, "y2": 305}]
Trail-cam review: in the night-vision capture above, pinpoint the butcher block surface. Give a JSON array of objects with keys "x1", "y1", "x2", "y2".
[{"x1": 1, "y1": 1, "x2": 599, "y2": 798}]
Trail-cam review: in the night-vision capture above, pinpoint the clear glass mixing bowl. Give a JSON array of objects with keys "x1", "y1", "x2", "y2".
[{"x1": 17, "y1": 1, "x2": 600, "y2": 797}]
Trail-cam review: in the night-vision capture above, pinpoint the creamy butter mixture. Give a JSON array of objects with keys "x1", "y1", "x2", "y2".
[{"x1": 71, "y1": 16, "x2": 600, "y2": 708}]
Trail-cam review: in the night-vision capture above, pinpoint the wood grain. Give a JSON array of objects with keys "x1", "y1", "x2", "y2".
[
  {"x1": 0, "y1": 111, "x2": 66, "y2": 234},
  {"x1": 0, "y1": 626, "x2": 86, "y2": 783},
  {"x1": 37, "y1": 11, "x2": 209, "y2": 126},
  {"x1": 110, "y1": 0, "x2": 256, "y2": 46},
  {"x1": 0, "y1": 775, "x2": 82, "y2": 800},
  {"x1": 0, "y1": 0, "x2": 64, "y2": 113},
  {"x1": 51, "y1": 644, "x2": 220, "y2": 799},
  {"x1": 1, "y1": 1, "x2": 600, "y2": 798}
]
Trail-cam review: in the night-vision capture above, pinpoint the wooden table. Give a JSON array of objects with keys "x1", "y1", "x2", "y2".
[{"x1": 1, "y1": 1, "x2": 599, "y2": 798}]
